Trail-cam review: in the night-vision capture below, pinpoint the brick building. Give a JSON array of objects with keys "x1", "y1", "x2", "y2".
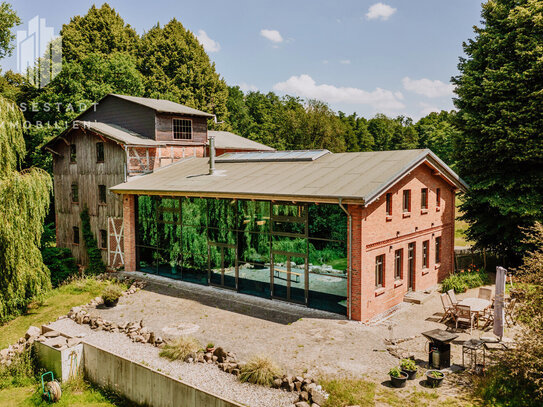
[{"x1": 111, "y1": 149, "x2": 468, "y2": 322}]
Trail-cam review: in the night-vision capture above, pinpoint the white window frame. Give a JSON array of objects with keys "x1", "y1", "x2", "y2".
[{"x1": 172, "y1": 118, "x2": 193, "y2": 140}]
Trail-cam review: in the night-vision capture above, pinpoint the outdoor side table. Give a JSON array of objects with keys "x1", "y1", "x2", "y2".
[
  {"x1": 462, "y1": 339, "x2": 484, "y2": 372},
  {"x1": 422, "y1": 329, "x2": 459, "y2": 369}
]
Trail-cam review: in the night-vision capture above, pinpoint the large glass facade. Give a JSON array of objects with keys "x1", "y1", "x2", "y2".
[{"x1": 135, "y1": 196, "x2": 348, "y2": 315}]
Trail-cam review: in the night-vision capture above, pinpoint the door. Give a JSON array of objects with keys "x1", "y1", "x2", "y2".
[
  {"x1": 208, "y1": 242, "x2": 237, "y2": 289},
  {"x1": 408, "y1": 242, "x2": 415, "y2": 290},
  {"x1": 271, "y1": 250, "x2": 307, "y2": 304}
]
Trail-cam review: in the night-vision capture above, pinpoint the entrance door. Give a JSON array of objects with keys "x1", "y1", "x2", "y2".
[
  {"x1": 408, "y1": 242, "x2": 415, "y2": 290},
  {"x1": 271, "y1": 251, "x2": 307, "y2": 304},
  {"x1": 208, "y1": 242, "x2": 237, "y2": 289}
]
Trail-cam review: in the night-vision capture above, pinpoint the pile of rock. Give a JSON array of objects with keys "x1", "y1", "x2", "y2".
[
  {"x1": 184, "y1": 346, "x2": 242, "y2": 376},
  {"x1": 0, "y1": 325, "x2": 43, "y2": 366},
  {"x1": 278, "y1": 376, "x2": 327, "y2": 407},
  {"x1": 34, "y1": 329, "x2": 83, "y2": 351}
]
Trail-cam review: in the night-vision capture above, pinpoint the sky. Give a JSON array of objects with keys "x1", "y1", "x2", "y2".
[{"x1": 1, "y1": 0, "x2": 483, "y2": 120}]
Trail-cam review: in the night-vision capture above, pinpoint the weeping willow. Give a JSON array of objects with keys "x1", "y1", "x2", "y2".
[{"x1": 0, "y1": 97, "x2": 52, "y2": 321}]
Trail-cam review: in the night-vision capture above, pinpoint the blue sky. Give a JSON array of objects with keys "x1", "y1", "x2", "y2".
[{"x1": 2, "y1": 0, "x2": 482, "y2": 119}]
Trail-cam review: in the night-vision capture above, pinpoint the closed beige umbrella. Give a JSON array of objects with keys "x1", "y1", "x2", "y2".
[{"x1": 493, "y1": 266, "x2": 506, "y2": 339}]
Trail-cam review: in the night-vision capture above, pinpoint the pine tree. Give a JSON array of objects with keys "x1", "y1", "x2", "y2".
[{"x1": 452, "y1": 0, "x2": 543, "y2": 262}]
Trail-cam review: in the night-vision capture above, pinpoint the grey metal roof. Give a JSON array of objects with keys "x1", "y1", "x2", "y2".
[
  {"x1": 111, "y1": 94, "x2": 215, "y2": 118},
  {"x1": 110, "y1": 149, "x2": 468, "y2": 204},
  {"x1": 208, "y1": 131, "x2": 275, "y2": 151},
  {"x1": 74, "y1": 121, "x2": 162, "y2": 146},
  {"x1": 216, "y1": 150, "x2": 329, "y2": 163}
]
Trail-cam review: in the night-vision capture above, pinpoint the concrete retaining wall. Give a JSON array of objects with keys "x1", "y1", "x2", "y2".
[{"x1": 83, "y1": 343, "x2": 243, "y2": 407}]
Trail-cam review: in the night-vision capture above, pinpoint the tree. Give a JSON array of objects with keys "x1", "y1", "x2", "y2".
[
  {"x1": 452, "y1": 0, "x2": 543, "y2": 262},
  {"x1": 0, "y1": 1, "x2": 20, "y2": 59},
  {"x1": 0, "y1": 97, "x2": 52, "y2": 321},
  {"x1": 415, "y1": 110, "x2": 460, "y2": 167},
  {"x1": 60, "y1": 3, "x2": 139, "y2": 62},
  {"x1": 138, "y1": 19, "x2": 229, "y2": 123}
]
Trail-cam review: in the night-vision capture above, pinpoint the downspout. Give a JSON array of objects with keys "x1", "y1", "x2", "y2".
[
  {"x1": 339, "y1": 198, "x2": 352, "y2": 320},
  {"x1": 208, "y1": 134, "x2": 216, "y2": 175}
]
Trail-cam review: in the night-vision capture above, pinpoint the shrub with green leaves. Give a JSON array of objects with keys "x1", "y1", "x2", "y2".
[
  {"x1": 159, "y1": 336, "x2": 200, "y2": 361},
  {"x1": 441, "y1": 267, "x2": 490, "y2": 293},
  {"x1": 80, "y1": 208, "x2": 106, "y2": 274},
  {"x1": 388, "y1": 367, "x2": 402, "y2": 378},
  {"x1": 400, "y1": 358, "x2": 416, "y2": 371},
  {"x1": 41, "y1": 223, "x2": 78, "y2": 287},
  {"x1": 239, "y1": 355, "x2": 281, "y2": 387},
  {"x1": 101, "y1": 284, "x2": 123, "y2": 306}
]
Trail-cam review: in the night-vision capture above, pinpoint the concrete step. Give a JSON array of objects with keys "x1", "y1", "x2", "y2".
[{"x1": 403, "y1": 290, "x2": 433, "y2": 304}]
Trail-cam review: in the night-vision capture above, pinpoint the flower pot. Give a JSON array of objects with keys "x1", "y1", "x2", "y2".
[
  {"x1": 426, "y1": 370, "x2": 444, "y2": 388},
  {"x1": 401, "y1": 368, "x2": 417, "y2": 380},
  {"x1": 390, "y1": 371, "x2": 408, "y2": 388},
  {"x1": 103, "y1": 299, "x2": 119, "y2": 307}
]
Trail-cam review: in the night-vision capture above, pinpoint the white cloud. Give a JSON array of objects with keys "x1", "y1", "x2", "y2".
[
  {"x1": 322, "y1": 60, "x2": 329, "y2": 64},
  {"x1": 238, "y1": 82, "x2": 258, "y2": 92},
  {"x1": 260, "y1": 29, "x2": 283, "y2": 43},
  {"x1": 366, "y1": 3, "x2": 397, "y2": 21},
  {"x1": 273, "y1": 74, "x2": 405, "y2": 111},
  {"x1": 340, "y1": 59, "x2": 351, "y2": 65},
  {"x1": 196, "y1": 30, "x2": 220, "y2": 52},
  {"x1": 402, "y1": 77, "x2": 454, "y2": 98}
]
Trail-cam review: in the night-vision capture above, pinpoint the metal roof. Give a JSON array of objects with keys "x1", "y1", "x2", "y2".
[
  {"x1": 111, "y1": 94, "x2": 215, "y2": 118},
  {"x1": 110, "y1": 149, "x2": 468, "y2": 204},
  {"x1": 207, "y1": 131, "x2": 275, "y2": 151},
  {"x1": 73, "y1": 121, "x2": 162, "y2": 146},
  {"x1": 216, "y1": 150, "x2": 329, "y2": 163}
]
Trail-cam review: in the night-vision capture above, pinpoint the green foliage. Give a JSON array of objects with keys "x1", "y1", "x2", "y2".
[
  {"x1": 427, "y1": 370, "x2": 443, "y2": 379},
  {"x1": 388, "y1": 367, "x2": 402, "y2": 378},
  {"x1": 80, "y1": 208, "x2": 106, "y2": 274},
  {"x1": 0, "y1": 2, "x2": 20, "y2": 59},
  {"x1": 40, "y1": 223, "x2": 78, "y2": 287},
  {"x1": 0, "y1": 97, "x2": 52, "y2": 322},
  {"x1": 453, "y1": 0, "x2": 543, "y2": 263},
  {"x1": 0, "y1": 349, "x2": 34, "y2": 389},
  {"x1": 159, "y1": 336, "x2": 200, "y2": 361},
  {"x1": 321, "y1": 378, "x2": 376, "y2": 407},
  {"x1": 440, "y1": 267, "x2": 490, "y2": 293},
  {"x1": 415, "y1": 110, "x2": 460, "y2": 168},
  {"x1": 239, "y1": 355, "x2": 281, "y2": 387},
  {"x1": 400, "y1": 358, "x2": 417, "y2": 371},
  {"x1": 101, "y1": 284, "x2": 123, "y2": 306}
]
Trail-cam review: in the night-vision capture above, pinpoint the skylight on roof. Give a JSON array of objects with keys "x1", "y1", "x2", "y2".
[{"x1": 215, "y1": 150, "x2": 330, "y2": 163}]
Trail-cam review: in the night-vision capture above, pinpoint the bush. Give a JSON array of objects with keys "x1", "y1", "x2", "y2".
[
  {"x1": 239, "y1": 355, "x2": 281, "y2": 387},
  {"x1": 101, "y1": 284, "x2": 123, "y2": 306},
  {"x1": 80, "y1": 208, "x2": 106, "y2": 274},
  {"x1": 41, "y1": 223, "x2": 79, "y2": 287},
  {"x1": 441, "y1": 266, "x2": 490, "y2": 293},
  {"x1": 0, "y1": 349, "x2": 34, "y2": 389},
  {"x1": 159, "y1": 336, "x2": 200, "y2": 361}
]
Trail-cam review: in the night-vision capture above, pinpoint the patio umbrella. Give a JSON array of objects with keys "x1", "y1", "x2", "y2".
[{"x1": 493, "y1": 266, "x2": 506, "y2": 339}]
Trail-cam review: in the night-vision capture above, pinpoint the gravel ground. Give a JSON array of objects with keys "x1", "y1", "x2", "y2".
[{"x1": 49, "y1": 318, "x2": 298, "y2": 407}]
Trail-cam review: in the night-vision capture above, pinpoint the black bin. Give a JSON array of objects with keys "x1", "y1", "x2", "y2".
[{"x1": 422, "y1": 329, "x2": 459, "y2": 369}]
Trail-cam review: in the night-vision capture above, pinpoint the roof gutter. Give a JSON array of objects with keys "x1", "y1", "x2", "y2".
[{"x1": 338, "y1": 198, "x2": 352, "y2": 320}]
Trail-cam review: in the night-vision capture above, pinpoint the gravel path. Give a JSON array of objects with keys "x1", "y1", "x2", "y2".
[{"x1": 49, "y1": 318, "x2": 298, "y2": 407}]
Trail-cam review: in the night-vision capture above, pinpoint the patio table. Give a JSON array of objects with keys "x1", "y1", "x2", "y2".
[{"x1": 458, "y1": 298, "x2": 491, "y2": 328}]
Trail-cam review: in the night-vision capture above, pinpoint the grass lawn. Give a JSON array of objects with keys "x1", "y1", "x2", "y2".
[
  {"x1": 328, "y1": 257, "x2": 347, "y2": 271},
  {"x1": 0, "y1": 278, "x2": 110, "y2": 349},
  {"x1": 455, "y1": 196, "x2": 473, "y2": 247}
]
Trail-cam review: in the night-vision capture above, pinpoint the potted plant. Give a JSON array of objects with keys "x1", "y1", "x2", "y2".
[
  {"x1": 389, "y1": 367, "x2": 408, "y2": 388},
  {"x1": 426, "y1": 370, "x2": 445, "y2": 388},
  {"x1": 400, "y1": 358, "x2": 417, "y2": 380},
  {"x1": 102, "y1": 284, "x2": 123, "y2": 307},
  {"x1": 205, "y1": 343, "x2": 215, "y2": 353}
]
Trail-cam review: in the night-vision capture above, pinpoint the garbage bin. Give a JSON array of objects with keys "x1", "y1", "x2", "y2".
[{"x1": 422, "y1": 329, "x2": 459, "y2": 369}]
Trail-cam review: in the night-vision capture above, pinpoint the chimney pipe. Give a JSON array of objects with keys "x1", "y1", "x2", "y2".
[{"x1": 209, "y1": 134, "x2": 216, "y2": 175}]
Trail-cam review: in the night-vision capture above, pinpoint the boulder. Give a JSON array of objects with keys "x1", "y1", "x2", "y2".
[
  {"x1": 67, "y1": 338, "x2": 82, "y2": 347},
  {"x1": 49, "y1": 336, "x2": 67, "y2": 349},
  {"x1": 43, "y1": 330, "x2": 60, "y2": 338},
  {"x1": 213, "y1": 347, "x2": 228, "y2": 363},
  {"x1": 25, "y1": 326, "x2": 41, "y2": 340},
  {"x1": 273, "y1": 378, "x2": 282, "y2": 388},
  {"x1": 299, "y1": 391, "x2": 309, "y2": 401},
  {"x1": 309, "y1": 388, "x2": 327, "y2": 406}
]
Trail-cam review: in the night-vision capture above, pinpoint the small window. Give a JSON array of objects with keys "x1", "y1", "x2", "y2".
[
  {"x1": 421, "y1": 188, "x2": 428, "y2": 210},
  {"x1": 100, "y1": 229, "x2": 107, "y2": 249},
  {"x1": 436, "y1": 188, "x2": 441, "y2": 207},
  {"x1": 403, "y1": 190, "x2": 411, "y2": 213},
  {"x1": 98, "y1": 184, "x2": 107, "y2": 204},
  {"x1": 96, "y1": 142, "x2": 104, "y2": 163},
  {"x1": 386, "y1": 193, "x2": 393, "y2": 216},
  {"x1": 70, "y1": 144, "x2": 77, "y2": 163},
  {"x1": 435, "y1": 236, "x2": 441, "y2": 263},
  {"x1": 422, "y1": 240, "x2": 429, "y2": 268},
  {"x1": 375, "y1": 254, "x2": 385, "y2": 288},
  {"x1": 173, "y1": 118, "x2": 192, "y2": 140},
  {"x1": 71, "y1": 183, "x2": 79, "y2": 204},
  {"x1": 394, "y1": 249, "x2": 403, "y2": 280},
  {"x1": 73, "y1": 226, "x2": 80, "y2": 244}
]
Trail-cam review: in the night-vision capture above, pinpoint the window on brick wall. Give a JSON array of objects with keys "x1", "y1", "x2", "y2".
[
  {"x1": 386, "y1": 193, "x2": 392, "y2": 216},
  {"x1": 394, "y1": 249, "x2": 403, "y2": 280},
  {"x1": 73, "y1": 226, "x2": 80, "y2": 244},
  {"x1": 70, "y1": 144, "x2": 76, "y2": 163},
  {"x1": 435, "y1": 236, "x2": 441, "y2": 263},
  {"x1": 403, "y1": 190, "x2": 411, "y2": 212},
  {"x1": 436, "y1": 188, "x2": 441, "y2": 208},
  {"x1": 422, "y1": 240, "x2": 429, "y2": 268},
  {"x1": 71, "y1": 183, "x2": 79, "y2": 204},
  {"x1": 173, "y1": 118, "x2": 192, "y2": 140},
  {"x1": 375, "y1": 254, "x2": 385, "y2": 288},
  {"x1": 421, "y1": 188, "x2": 428, "y2": 210},
  {"x1": 100, "y1": 229, "x2": 107, "y2": 249}
]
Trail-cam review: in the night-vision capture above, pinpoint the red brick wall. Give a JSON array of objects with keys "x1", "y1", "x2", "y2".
[
  {"x1": 127, "y1": 145, "x2": 205, "y2": 175},
  {"x1": 349, "y1": 163, "x2": 456, "y2": 322},
  {"x1": 123, "y1": 195, "x2": 136, "y2": 271}
]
